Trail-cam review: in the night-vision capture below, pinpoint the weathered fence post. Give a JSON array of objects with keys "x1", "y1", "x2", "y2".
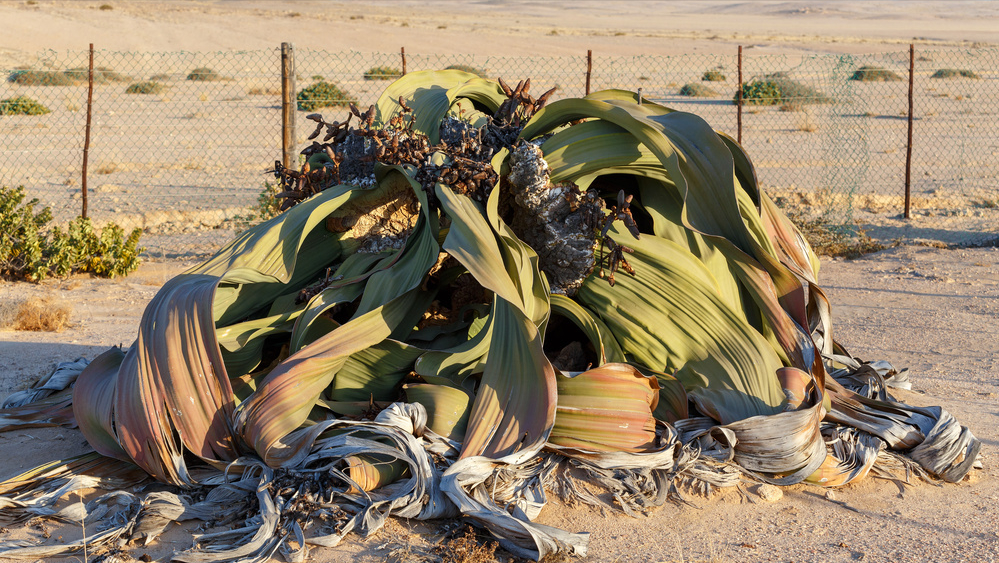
[
  {"x1": 81, "y1": 43, "x2": 94, "y2": 219},
  {"x1": 401, "y1": 47, "x2": 407, "y2": 75},
  {"x1": 737, "y1": 45, "x2": 743, "y2": 145},
  {"x1": 281, "y1": 42, "x2": 296, "y2": 171},
  {"x1": 585, "y1": 49, "x2": 592, "y2": 95},
  {"x1": 905, "y1": 43, "x2": 914, "y2": 220}
]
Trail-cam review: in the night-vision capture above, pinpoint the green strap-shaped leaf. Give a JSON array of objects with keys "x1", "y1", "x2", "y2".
[
  {"x1": 374, "y1": 70, "x2": 505, "y2": 143},
  {"x1": 435, "y1": 185, "x2": 557, "y2": 459},
  {"x1": 234, "y1": 290, "x2": 420, "y2": 467},
  {"x1": 577, "y1": 228, "x2": 787, "y2": 424},
  {"x1": 549, "y1": 363, "x2": 659, "y2": 453}
]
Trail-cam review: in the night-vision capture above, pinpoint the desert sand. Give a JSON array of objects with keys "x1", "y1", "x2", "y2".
[
  {"x1": 1, "y1": 0, "x2": 997, "y2": 65},
  {"x1": 1, "y1": 2, "x2": 998, "y2": 562}
]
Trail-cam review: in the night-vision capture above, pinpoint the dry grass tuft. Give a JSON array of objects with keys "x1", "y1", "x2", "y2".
[
  {"x1": 94, "y1": 162, "x2": 119, "y2": 175},
  {"x1": 0, "y1": 296, "x2": 72, "y2": 332},
  {"x1": 248, "y1": 85, "x2": 281, "y2": 96},
  {"x1": 436, "y1": 527, "x2": 498, "y2": 563}
]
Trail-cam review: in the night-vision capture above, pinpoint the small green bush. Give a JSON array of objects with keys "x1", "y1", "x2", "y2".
[
  {"x1": 736, "y1": 74, "x2": 830, "y2": 105},
  {"x1": 679, "y1": 83, "x2": 719, "y2": 97},
  {"x1": 0, "y1": 96, "x2": 50, "y2": 116},
  {"x1": 443, "y1": 64, "x2": 487, "y2": 78},
  {"x1": 7, "y1": 69, "x2": 74, "y2": 86},
  {"x1": 125, "y1": 81, "x2": 167, "y2": 94},
  {"x1": 187, "y1": 67, "x2": 222, "y2": 81},
  {"x1": 701, "y1": 69, "x2": 726, "y2": 82},
  {"x1": 849, "y1": 66, "x2": 903, "y2": 82},
  {"x1": 364, "y1": 65, "x2": 402, "y2": 81},
  {"x1": 47, "y1": 217, "x2": 143, "y2": 278},
  {"x1": 0, "y1": 186, "x2": 143, "y2": 281},
  {"x1": 930, "y1": 68, "x2": 980, "y2": 79},
  {"x1": 735, "y1": 79, "x2": 782, "y2": 105},
  {"x1": 296, "y1": 80, "x2": 357, "y2": 111},
  {"x1": 98, "y1": 3, "x2": 113, "y2": 10}
]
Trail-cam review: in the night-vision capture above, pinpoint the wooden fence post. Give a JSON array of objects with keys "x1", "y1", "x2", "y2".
[
  {"x1": 737, "y1": 45, "x2": 743, "y2": 145},
  {"x1": 905, "y1": 43, "x2": 914, "y2": 220},
  {"x1": 81, "y1": 43, "x2": 94, "y2": 219},
  {"x1": 401, "y1": 47, "x2": 407, "y2": 75},
  {"x1": 585, "y1": 49, "x2": 592, "y2": 95},
  {"x1": 281, "y1": 42, "x2": 296, "y2": 171}
]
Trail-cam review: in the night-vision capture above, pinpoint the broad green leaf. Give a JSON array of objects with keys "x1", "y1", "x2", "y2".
[
  {"x1": 374, "y1": 70, "x2": 505, "y2": 143},
  {"x1": 330, "y1": 340, "x2": 424, "y2": 403},
  {"x1": 405, "y1": 383, "x2": 473, "y2": 441},
  {"x1": 459, "y1": 296, "x2": 557, "y2": 459},
  {"x1": 577, "y1": 228, "x2": 787, "y2": 424},
  {"x1": 549, "y1": 364, "x2": 659, "y2": 453},
  {"x1": 234, "y1": 290, "x2": 420, "y2": 466}
]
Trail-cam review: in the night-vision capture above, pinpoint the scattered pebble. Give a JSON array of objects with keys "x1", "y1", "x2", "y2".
[
  {"x1": 825, "y1": 490, "x2": 837, "y2": 501},
  {"x1": 755, "y1": 483, "x2": 783, "y2": 502}
]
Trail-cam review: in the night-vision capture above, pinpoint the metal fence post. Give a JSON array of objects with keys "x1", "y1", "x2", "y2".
[
  {"x1": 585, "y1": 49, "x2": 592, "y2": 95},
  {"x1": 737, "y1": 45, "x2": 743, "y2": 145},
  {"x1": 401, "y1": 47, "x2": 407, "y2": 75},
  {"x1": 281, "y1": 42, "x2": 296, "y2": 171},
  {"x1": 81, "y1": 43, "x2": 94, "y2": 219},
  {"x1": 905, "y1": 43, "x2": 914, "y2": 220}
]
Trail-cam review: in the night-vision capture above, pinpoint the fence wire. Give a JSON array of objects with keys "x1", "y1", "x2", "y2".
[{"x1": 2, "y1": 47, "x2": 998, "y2": 256}]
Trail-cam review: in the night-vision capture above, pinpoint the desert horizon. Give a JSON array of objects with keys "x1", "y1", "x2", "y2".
[{"x1": 1, "y1": 0, "x2": 996, "y2": 68}]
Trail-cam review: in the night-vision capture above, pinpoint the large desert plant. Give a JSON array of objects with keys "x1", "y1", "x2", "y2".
[{"x1": 0, "y1": 73, "x2": 979, "y2": 562}]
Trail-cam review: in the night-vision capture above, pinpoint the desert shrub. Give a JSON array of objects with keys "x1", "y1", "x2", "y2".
[
  {"x1": 7, "y1": 69, "x2": 75, "y2": 86},
  {"x1": 702, "y1": 69, "x2": 726, "y2": 82},
  {"x1": 296, "y1": 80, "x2": 356, "y2": 111},
  {"x1": 64, "y1": 66, "x2": 129, "y2": 83},
  {"x1": 99, "y1": 3, "x2": 113, "y2": 10},
  {"x1": 47, "y1": 217, "x2": 144, "y2": 278},
  {"x1": 0, "y1": 186, "x2": 52, "y2": 280},
  {"x1": 679, "y1": 83, "x2": 719, "y2": 97},
  {"x1": 0, "y1": 186, "x2": 143, "y2": 281},
  {"x1": 149, "y1": 73, "x2": 173, "y2": 81},
  {"x1": 0, "y1": 96, "x2": 50, "y2": 116},
  {"x1": 849, "y1": 66, "x2": 903, "y2": 81},
  {"x1": 364, "y1": 65, "x2": 402, "y2": 81},
  {"x1": 776, "y1": 197, "x2": 889, "y2": 258},
  {"x1": 736, "y1": 74, "x2": 831, "y2": 105},
  {"x1": 125, "y1": 81, "x2": 167, "y2": 94},
  {"x1": 187, "y1": 67, "x2": 222, "y2": 81},
  {"x1": 443, "y1": 64, "x2": 487, "y2": 78},
  {"x1": 930, "y1": 68, "x2": 980, "y2": 79}
]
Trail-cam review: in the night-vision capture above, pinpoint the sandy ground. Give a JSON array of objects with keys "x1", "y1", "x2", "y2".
[
  {"x1": 1, "y1": 0, "x2": 997, "y2": 61},
  {"x1": 1, "y1": 245, "x2": 997, "y2": 562}
]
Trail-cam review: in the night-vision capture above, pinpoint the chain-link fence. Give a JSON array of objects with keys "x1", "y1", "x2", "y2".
[{"x1": 2, "y1": 47, "x2": 998, "y2": 256}]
